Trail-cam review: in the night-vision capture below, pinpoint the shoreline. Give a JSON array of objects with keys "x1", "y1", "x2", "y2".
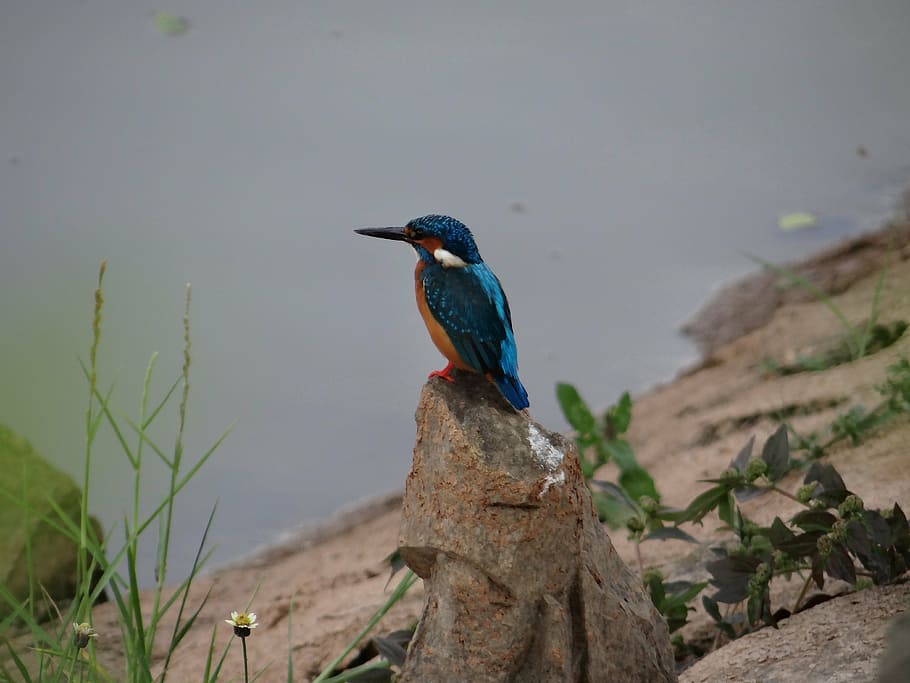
[{"x1": 87, "y1": 212, "x2": 910, "y2": 681}]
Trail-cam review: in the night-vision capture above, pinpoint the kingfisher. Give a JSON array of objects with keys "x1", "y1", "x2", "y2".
[{"x1": 355, "y1": 214, "x2": 530, "y2": 411}]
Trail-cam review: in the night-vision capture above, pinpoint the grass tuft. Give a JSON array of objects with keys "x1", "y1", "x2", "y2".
[{"x1": 1, "y1": 263, "x2": 232, "y2": 681}]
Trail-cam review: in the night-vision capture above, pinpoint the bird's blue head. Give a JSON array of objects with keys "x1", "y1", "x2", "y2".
[{"x1": 354, "y1": 214, "x2": 483, "y2": 267}]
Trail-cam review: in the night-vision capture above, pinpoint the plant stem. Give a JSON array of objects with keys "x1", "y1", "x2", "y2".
[
  {"x1": 792, "y1": 574, "x2": 813, "y2": 613},
  {"x1": 152, "y1": 286, "x2": 192, "y2": 628},
  {"x1": 79, "y1": 262, "x2": 106, "y2": 605},
  {"x1": 241, "y1": 636, "x2": 249, "y2": 683},
  {"x1": 768, "y1": 485, "x2": 803, "y2": 505},
  {"x1": 67, "y1": 646, "x2": 79, "y2": 683}
]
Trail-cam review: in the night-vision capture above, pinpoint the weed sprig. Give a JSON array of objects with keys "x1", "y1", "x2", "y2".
[{"x1": 0, "y1": 263, "x2": 234, "y2": 682}]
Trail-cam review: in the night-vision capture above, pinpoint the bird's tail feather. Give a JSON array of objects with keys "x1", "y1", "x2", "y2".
[{"x1": 495, "y1": 374, "x2": 529, "y2": 411}]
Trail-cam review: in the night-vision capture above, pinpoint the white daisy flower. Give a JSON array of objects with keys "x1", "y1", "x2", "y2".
[
  {"x1": 72, "y1": 622, "x2": 99, "y2": 649},
  {"x1": 225, "y1": 611, "x2": 258, "y2": 636}
]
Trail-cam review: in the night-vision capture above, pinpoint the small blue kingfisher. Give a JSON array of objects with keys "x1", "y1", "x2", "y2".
[{"x1": 355, "y1": 214, "x2": 530, "y2": 411}]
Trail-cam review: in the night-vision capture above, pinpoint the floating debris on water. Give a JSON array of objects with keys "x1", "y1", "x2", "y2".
[
  {"x1": 778, "y1": 211, "x2": 818, "y2": 232},
  {"x1": 155, "y1": 11, "x2": 190, "y2": 36}
]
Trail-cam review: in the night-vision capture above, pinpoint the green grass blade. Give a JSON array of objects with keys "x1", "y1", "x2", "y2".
[
  {"x1": 169, "y1": 583, "x2": 214, "y2": 652},
  {"x1": 0, "y1": 584, "x2": 56, "y2": 645},
  {"x1": 80, "y1": 359, "x2": 137, "y2": 468},
  {"x1": 122, "y1": 414, "x2": 174, "y2": 469},
  {"x1": 202, "y1": 624, "x2": 233, "y2": 683},
  {"x1": 142, "y1": 375, "x2": 181, "y2": 430},
  {"x1": 154, "y1": 547, "x2": 215, "y2": 619},
  {"x1": 157, "y1": 503, "x2": 218, "y2": 681},
  {"x1": 749, "y1": 254, "x2": 863, "y2": 357},
  {"x1": 3, "y1": 640, "x2": 35, "y2": 683},
  {"x1": 312, "y1": 570, "x2": 418, "y2": 683},
  {"x1": 126, "y1": 537, "x2": 148, "y2": 657},
  {"x1": 859, "y1": 264, "x2": 888, "y2": 358}
]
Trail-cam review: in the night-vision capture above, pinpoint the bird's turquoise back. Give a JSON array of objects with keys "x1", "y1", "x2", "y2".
[{"x1": 419, "y1": 262, "x2": 529, "y2": 410}]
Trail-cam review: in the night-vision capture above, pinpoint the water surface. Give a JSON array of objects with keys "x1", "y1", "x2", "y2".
[{"x1": 2, "y1": 1, "x2": 909, "y2": 579}]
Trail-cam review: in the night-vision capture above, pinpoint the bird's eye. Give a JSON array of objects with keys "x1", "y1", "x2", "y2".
[{"x1": 409, "y1": 227, "x2": 425, "y2": 239}]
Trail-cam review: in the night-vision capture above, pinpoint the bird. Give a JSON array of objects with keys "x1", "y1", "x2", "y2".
[{"x1": 354, "y1": 214, "x2": 530, "y2": 411}]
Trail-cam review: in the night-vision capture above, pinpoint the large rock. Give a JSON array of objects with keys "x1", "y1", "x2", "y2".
[
  {"x1": 0, "y1": 424, "x2": 101, "y2": 619},
  {"x1": 680, "y1": 583, "x2": 910, "y2": 683},
  {"x1": 398, "y1": 372, "x2": 676, "y2": 682}
]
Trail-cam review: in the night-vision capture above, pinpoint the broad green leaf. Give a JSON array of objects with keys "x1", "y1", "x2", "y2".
[
  {"x1": 606, "y1": 391, "x2": 633, "y2": 435},
  {"x1": 731, "y1": 436, "x2": 755, "y2": 473},
  {"x1": 555, "y1": 383, "x2": 596, "y2": 434},
  {"x1": 824, "y1": 545, "x2": 856, "y2": 584},
  {"x1": 664, "y1": 581, "x2": 709, "y2": 608},
  {"x1": 706, "y1": 554, "x2": 759, "y2": 604},
  {"x1": 619, "y1": 466, "x2": 659, "y2": 502},
  {"x1": 776, "y1": 530, "x2": 825, "y2": 559},
  {"x1": 702, "y1": 595, "x2": 723, "y2": 622},
  {"x1": 677, "y1": 485, "x2": 733, "y2": 525},
  {"x1": 768, "y1": 517, "x2": 795, "y2": 547},
  {"x1": 644, "y1": 573, "x2": 666, "y2": 606},
  {"x1": 603, "y1": 439, "x2": 636, "y2": 471},
  {"x1": 804, "y1": 463, "x2": 848, "y2": 506},
  {"x1": 590, "y1": 480, "x2": 638, "y2": 510},
  {"x1": 717, "y1": 492, "x2": 735, "y2": 527},
  {"x1": 643, "y1": 527, "x2": 699, "y2": 544},
  {"x1": 790, "y1": 509, "x2": 836, "y2": 533},
  {"x1": 761, "y1": 424, "x2": 791, "y2": 482},
  {"x1": 593, "y1": 492, "x2": 635, "y2": 529}
]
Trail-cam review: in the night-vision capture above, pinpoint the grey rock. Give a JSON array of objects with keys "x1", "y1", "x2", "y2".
[
  {"x1": 680, "y1": 583, "x2": 910, "y2": 683},
  {"x1": 398, "y1": 372, "x2": 676, "y2": 682},
  {"x1": 0, "y1": 424, "x2": 103, "y2": 620}
]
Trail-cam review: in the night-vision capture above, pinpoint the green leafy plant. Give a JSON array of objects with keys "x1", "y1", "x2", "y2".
[
  {"x1": 787, "y1": 356, "x2": 910, "y2": 461},
  {"x1": 643, "y1": 571, "x2": 708, "y2": 635},
  {"x1": 668, "y1": 422, "x2": 910, "y2": 640},
  {"x1": 555, "y1": 384, "x2": 707, "y2": 636},
  {"x1": 559, "y1": 354, "x2": 910, "y2": 649},
  {"x1": 761, "y1": 321, "x2": 907, "y2": 376},
  {"x1": 751, "y1": 254, "x2": 906, "y2": 374},
  {"x1": 555, "y1": 385, "x2": 660, "y2": 525},
  {"x1": 0, "y1": 263, "x2": 234, "y2": 682}
]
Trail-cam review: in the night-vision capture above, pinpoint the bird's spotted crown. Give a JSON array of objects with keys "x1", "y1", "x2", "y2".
[{"x1": 407, "y1": 215, "x2": 482, "y2": 265}]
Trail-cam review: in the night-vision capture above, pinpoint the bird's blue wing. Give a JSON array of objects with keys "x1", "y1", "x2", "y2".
[{"x1": 420, "y1": 264, "x2": 528, "y2": 409}]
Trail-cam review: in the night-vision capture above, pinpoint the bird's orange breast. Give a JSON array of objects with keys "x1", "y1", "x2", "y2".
[{"x1": 414, "y1": 260, "x2": 472, "y2": 371}]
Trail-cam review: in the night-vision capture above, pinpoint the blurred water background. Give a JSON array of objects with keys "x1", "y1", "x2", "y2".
[{"x1": 2, "y1": 1, "x2": 909, "y2": 581}]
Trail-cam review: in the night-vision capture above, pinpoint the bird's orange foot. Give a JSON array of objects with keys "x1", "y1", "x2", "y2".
[{"x1": 428, "y1": 362, "x2": 456, "y2": 383}]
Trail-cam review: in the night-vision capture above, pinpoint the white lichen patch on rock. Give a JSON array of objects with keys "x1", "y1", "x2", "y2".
[
  {"x1": 539, "y1": 470, "x2": 566, "y2": 497},
  {"x1": 527, "y1": 423, "x2": 564, "y2": 473}
]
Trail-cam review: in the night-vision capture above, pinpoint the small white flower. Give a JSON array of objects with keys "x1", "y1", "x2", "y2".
[
  {"x1": 225, "y1": 611, "x2": 258, "y2": 636},
  {"x1": 72, "y1": 622, "x2": 98, "y2": 649}
]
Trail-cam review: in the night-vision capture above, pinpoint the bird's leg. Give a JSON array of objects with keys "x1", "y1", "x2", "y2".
[{"x1": 428, "y1": 361, "x2": 456, "y2": 383}]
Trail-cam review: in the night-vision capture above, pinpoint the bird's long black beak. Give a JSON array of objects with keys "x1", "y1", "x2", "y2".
[{"x1": 353, "y1": 226, "x2": 411, "y2": 242}]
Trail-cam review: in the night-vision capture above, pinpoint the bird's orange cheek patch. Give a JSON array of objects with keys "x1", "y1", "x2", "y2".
[{"x1": 415, "y1": 237, "x2": 443, "y2": 253}]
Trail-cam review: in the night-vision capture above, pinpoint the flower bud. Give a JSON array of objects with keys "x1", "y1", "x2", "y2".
[{"x1": 744, "y1": 459, "x2": 768, "y2": 482}]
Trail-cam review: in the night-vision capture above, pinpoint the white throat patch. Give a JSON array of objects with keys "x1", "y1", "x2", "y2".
[{"x1": 433, "y1": 248, "x2": 468, "y2": 268}]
